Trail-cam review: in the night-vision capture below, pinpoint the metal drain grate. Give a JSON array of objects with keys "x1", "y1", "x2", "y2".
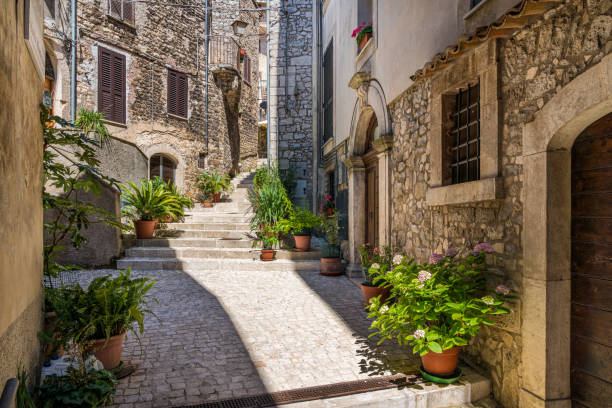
[{"x1": 172, "y1": 374, "x2": 420, "y2": 408}]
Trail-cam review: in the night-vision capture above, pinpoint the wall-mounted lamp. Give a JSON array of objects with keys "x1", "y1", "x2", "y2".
[{"x1": 231, "y1": 19, "x2": 248, "y2": 36}]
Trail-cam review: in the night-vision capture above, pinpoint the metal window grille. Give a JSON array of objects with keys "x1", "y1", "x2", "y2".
[
  {"x1": 449, "y1": 82, "x2": 480, "y2": 184},
  {"x1": 198, "y1": 153, "x2": 206, "y2": 168}
]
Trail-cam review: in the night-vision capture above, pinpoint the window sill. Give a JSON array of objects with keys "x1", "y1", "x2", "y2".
[
  {"x1": 107, "y1": 14, "x2": 136, "y2": 29},
  {"x1": 168, "y1": 113, "x2": 189, "y2": 121},
  {"x1": 102, "y1": 119, "x2": 127, "y2": 128},
  {"x1": 425, "y1": 177, "x2": 503, "y2": 206},
  {"x1": 355, "y1": 37, "x2": 376, "y2": 71}
]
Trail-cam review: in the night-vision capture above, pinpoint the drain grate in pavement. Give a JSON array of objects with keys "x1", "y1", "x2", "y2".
[{"x1": 173, "y1": 374, "x2": 420, "y2": 408}]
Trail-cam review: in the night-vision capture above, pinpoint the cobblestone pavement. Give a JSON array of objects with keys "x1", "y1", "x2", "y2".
[{"x1": 77, "y1": 268, "x2": 420, "y2": 407}]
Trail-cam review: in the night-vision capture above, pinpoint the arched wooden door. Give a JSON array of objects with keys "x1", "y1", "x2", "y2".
[
  {"x1": 364, "y1": 116, "x2": 378, "y2": 247},
  {"x1": 570, "y1": 113, "x2": 612, "y2": 407}
]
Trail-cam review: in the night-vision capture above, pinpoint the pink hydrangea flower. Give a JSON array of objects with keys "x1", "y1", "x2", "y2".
[
  {"x1": 444, "y1": 248, "x2": 458, "y2": 257},
  {"x1": 393, "y1": 254, "x2": 403, "y2": 265},
  {"x1": 471, "y1": 242, "x2": 495, "y2": 255},
  {"x1": 417, "y1": 270, "x2": 431, "y2": 282},
  {"x1": 413, "y1": 329, "x2": 425, "y2": 340},
  {"x1": 495, "y1": 284, "x2": 511, "y2": 295},
  {"x1": 429, "y1": 253, "x2": 443, "y2": 264}
]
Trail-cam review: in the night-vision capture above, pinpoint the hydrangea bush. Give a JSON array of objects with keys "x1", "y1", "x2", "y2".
[{"x1": 367, "y1": 245, "x2": 511, "y2": 356}]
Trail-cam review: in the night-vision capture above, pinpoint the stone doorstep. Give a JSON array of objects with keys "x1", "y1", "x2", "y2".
[
  {"x1": 279, "y1": 368, "x2": 490, "y2": 408},
  {"x1": 124, "y1": 247, "x2": 322, "y2": 260},
  {"x1": 115, "y1": 258, "x2": 322, "y2": 271}
]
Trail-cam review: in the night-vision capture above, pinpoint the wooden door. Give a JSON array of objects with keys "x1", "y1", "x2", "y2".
[
  {"x1": 570, "y1": 113, "x2": 612, "y2": 407},
  {"x1": 365, "y1": 154, "x2": 378, "y2": 247}
]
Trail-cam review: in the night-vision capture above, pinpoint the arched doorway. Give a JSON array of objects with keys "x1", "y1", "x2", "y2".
[
  {"x1": 149, "y1": 154, "x2": 177, "y2": 184},
  {"x1": 364, "y1": 115, "x2": 379, "y2": 246},
  {"x1": 570, "y1": 113, "x2": 612, "y2": 407}
]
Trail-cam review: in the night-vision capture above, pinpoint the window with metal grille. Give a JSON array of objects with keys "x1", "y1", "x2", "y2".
[
  {"x1": 98, "y1": 46, "x2": 126, "y2": 124},
  {"x1": 198, "y1": 153, "x2": 206, "y2": 168},
  {"x1": 108, "y1": 0, "x2": 135, "y2": 24},
  {"x1": 448, "y1": 82, "x2": 480, "y2": 184},
  {"x1": 167, "y1": 68, "x2": 188, "y2": 118},
  {"x1": 322, "y1": 42, "x2": 333, "y2": 145}
]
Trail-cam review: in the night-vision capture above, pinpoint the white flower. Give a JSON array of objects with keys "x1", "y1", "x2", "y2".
[
  {"x1": 393, "y1": 254, "x2": 403, "y2": 265},
  {"x1": 413, "y1": 329, "x2": 426, "y2": 340},
  {"x1": 371, "y1": 263, "x2": 380, "y2": 269},
  {"x1": 482, "y1": 296, "x2": 495, "y2": 305},
  {"x1": 379, "y1": 305, "x2": 389, "y2": 313},
  {"x1": 417, "y1": 270, "x2": 431, "y2": 282},
  {"x1": 417, "y1": 283, "x2": 424, "y2": 290}
]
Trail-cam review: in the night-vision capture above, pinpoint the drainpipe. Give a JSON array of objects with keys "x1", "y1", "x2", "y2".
[
  {"x1": 204, "y1": 0, "x2": 209, "y2": 159},
  {"x1": 70, "y1": 0, "x2": 77, "y2": 122},
  {"x1": 311, "y1": 0, "x2": 320, "y2": 212},
  {"x1": 266, "y1": 0, "x2": 270, "y2": 167}
]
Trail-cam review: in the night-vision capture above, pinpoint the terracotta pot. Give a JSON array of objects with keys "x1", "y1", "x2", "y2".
[
  {"x1": 203, "y1": 200, "x2": 213, "y2": 208},
  {"x1": 260, "y1": 249, "x2": 275, "y2": 261},
  {"x1": 360, "y1": 284, "x2": 390, "y2": 304},
  {"x1": 320, "y1": 257, "x2": 345, "y2": 276},
  {"x1": 134, "y1": 220, "x2": 156, "y2": 239},
  {"x1": 359, "y1": 33, "x2": 372, "y2": 52},
  {"x1": 421, "y1": 346, "x2": 461, "y2": 376},
  {"x1": 294, "y1": 235, "x2": 311, "y2": 252},
  {"x1": 325, "y1": 208, "x2": 334, "y2": 217},
  {"x1": 91, "y1": 332, "x2": 127, "y2": 370},
  {"x1": 213, "y1": 192, "x2": 222, "y2": 203},
  {"x1": 44, "y1": 312, "x2": 64, "y2": 358}
]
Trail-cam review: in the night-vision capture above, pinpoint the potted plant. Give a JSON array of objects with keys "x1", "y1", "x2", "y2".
[
  {"x1": 257, "y1": 223, "x2": 280, "y2": 261},
  {"x1": 278, "y1": 207, "x2": 321, "y2": 252},
  {"x1": 351, "y1": 21, "x2": 373, "y2": 52},
  {"x1": 319, "y1": 214, "x2": 344, "y2": 276},
  {"x1": 198, "y1": 170, "x2": 231, "y2": 203},
  {"x1": 37, "y1": 365, "x2": 117, "y2": 407},
  {"x1": 367, "y1": 244, "x2": 512, "y2": 380},
  {"x1": 359, "y1": 244, "x2": 393, "y2": 304},
  {"x1": 121, "y1": 180, "x2": 182, "y2": 239},
  {"x1": 248, "y1": 166, "x2": 292, "y2": 232},
  {"x1": 320, "y1": 194, "x2": 335, "y2": 217},
  {"x1": 150, "y1": 177, "x2": 194, "y2": 222}
]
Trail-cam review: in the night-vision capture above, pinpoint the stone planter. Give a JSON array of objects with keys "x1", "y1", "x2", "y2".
[
  {"x1": 320, "y1": 257, "x2": 344, "y2": 276},
  {"x1": 293, "y1": 235, "x2": 311, "y2": 252},
  {"x1": 260, "y1": 249, "x2": 275, "y2": 261},
  {"x1": 91, "y1": 332, "x2": 127, "y2": 370},
  {"x1": 421, "y1": 346, "x2": 461, "y2": 377},
  {"x1": 134, "y1": 220, "x2": 156, "y2": 239},
  {"x1": 360, "y1": 284, "x2": 390, "y2": 304}
]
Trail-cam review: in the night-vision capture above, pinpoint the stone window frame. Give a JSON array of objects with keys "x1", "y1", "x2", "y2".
[{"x1": 426, "y1": 39, "x2": 502, "y2": 206}]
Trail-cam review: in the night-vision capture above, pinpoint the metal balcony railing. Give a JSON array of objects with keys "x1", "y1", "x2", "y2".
[{"x1": 208, "y1": 35, "x2": 240, "y2": 72}]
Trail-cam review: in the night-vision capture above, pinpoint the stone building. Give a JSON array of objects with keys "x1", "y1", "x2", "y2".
[
  {"x1": 43, "y1": 0, "x2": 261, "y2": 199},
  {"x1": 0, "y1": 0, "x2": 45, "y2": 393},
  {"x1": 314, "y1": 0, "x2": 612, "y2": 407}
]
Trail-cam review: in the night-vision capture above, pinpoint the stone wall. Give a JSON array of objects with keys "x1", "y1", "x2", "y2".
[
  {"x1": 269, "y1": 0, "x2": 314, "y2": 205},
  {"x1": 388, "y1": 1, "x2": 612, "y2": 406},
  {"x1": 0, "y1": 0, "x2": 44, "y2": 391}
]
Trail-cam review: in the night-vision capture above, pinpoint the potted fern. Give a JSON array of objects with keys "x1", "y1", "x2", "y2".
[
  {"x1": 320, "y1": 214, "x2": 344, "y2": 276},
  {"x1": 257, "y1": 223, "x2": 280, "y2": 261},
  {"x1": 197, "y1": 170, "x2": 231, "y2": 203},
  {"x1": 278, "y1": 207, "x2": 321, "y2": 251}
]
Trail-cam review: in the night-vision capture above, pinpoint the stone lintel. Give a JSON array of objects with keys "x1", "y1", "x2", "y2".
[
  {"x1": 372, "y1": 134, "x2": 393, "y2": 153},
  {"x1": 343, "y1": 155, "x2": 365, "y2": 170},
  {"x1": 348, "y1": 71, "x2": 371, "y2": 90},
  {"x1": 425, "y1": 176, "x2": 503, "y2": 206}
]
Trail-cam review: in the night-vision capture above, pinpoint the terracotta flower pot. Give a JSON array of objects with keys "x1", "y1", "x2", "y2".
[
  {"x1": 359, "y1": 33, "x2": 372, "y2": 52},
  {"x1": 325, "y1": 208, "x2": 334, "y2": 217},
  {"x1": 134, "y1": 220, "x2": 156, "y2": 239},
  {"x1": 161, "y1": 214, "x2": 174, "y2": 223},
  {"x1": 91, "y1": 332, "x2": 127, "y2": 370},
  {"x1": 213, "y1": 192, "x2": 222, "y2": 203},
  {"x1": 360, "y1": 284, "x2": 390, "y2": 304},
  {"x1": 294, "y1": 235, "x2": 311, "y2": 252},
  {"x1": 421, "y1": 346, "x2": 461, "y2": 377},
  {"x1": 320, "y1": 257, "x2": 345, "y2": 276},
  {"x1": 203, "y1": 200, "x2": 213, "y2": 208},
  {"x1": 260, "y1": 249, "x2": 275, "y2": 261}
]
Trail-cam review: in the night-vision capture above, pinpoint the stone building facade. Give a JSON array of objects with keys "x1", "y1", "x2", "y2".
[
  {"x1": 316, "y1": 0, "x2": 612, "y2": 407},
  {"x1": 44, "y1": 0, "x2": 260, "y2": 199}
]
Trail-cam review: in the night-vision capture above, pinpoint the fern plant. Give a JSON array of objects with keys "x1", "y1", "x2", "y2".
[{"x1": 120, "y1": 179, "x2": 183, "y2": 221}]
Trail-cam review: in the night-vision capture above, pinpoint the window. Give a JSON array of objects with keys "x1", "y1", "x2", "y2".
[
  {"x1": 447, "y1": 82, "x2": 480, "y2": 184},
  {"x1": 108, "y1": 0, "x2": 135, "y2": 24},
  {"x1": 45, "y1": 0, "x2": 55, "y2": 18},
  {"x1": 470, "y1": 0, "x2": 483, "y2": 8},
  {"x1": 98, "y1": 47, "x2": 126, "y2": 124},
  {"x1": 242, "y1": 54, "x2": 252, "y2": 84},
  {"x1": 150, "y1": 154, "x2": 176, "y2": 184},
  {"x1": 167, "y1": 69, "x2": 188, "y2": 118},
  {"x1": 198, "y1": 153, "x2": 206, "y2": 168},
  {"x1": 259, "y1": 36, "x2": 267, "y2": 54},
  {"x1": 322, "y1": 42, "x2": 333, "y2": 144}
]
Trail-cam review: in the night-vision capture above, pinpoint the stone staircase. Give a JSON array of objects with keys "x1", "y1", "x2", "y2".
[{"x1": 117, "y1": 170, "x2": 321, "y2": 272}]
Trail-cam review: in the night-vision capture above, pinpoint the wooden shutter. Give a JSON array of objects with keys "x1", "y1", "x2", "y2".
[
  {"x1": 161, "y1": 157, "x2": 175, "y2": 183},
  {"x1": 167, "y1": 69, "x2": 188, "y2": 118},
  {"x1": 149, "y1": 155, "x2": 161, "y2": 178},
  {"x1": 98, "y1": 47, "x2": 125, "y2": 124},
  {"x1": 122, "y1": 0, "x2": 134, "y2": 24}
]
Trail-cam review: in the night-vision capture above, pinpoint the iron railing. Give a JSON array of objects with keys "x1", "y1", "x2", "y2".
[{"x1": 208, "y1": 35, "x2": 240, "y2": 72}]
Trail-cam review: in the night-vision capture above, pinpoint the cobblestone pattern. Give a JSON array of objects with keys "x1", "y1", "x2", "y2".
[
  {"x1": 269, "y1": 0, "x2": 314, "y2": 205},
  {"x1": 76, "y1": 268, "x2": 418, "y2": 407},
  {"x1": 388, "y1": 2, "x2": 612, "y2": 406},
  {"x1": 49, "y1": 0, "x2": 259, "y2": 197}
]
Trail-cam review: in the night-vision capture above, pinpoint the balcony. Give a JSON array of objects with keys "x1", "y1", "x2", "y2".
[{"x1": 208, "y1": 35, "x2": 240, "y2": 73}]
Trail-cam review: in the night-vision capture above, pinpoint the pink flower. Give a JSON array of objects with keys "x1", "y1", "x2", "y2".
[
  {"x1": 444, "y1": 248, "x2": 458, "y2": 257},
  {"x1": 417, "y1": 270, "x2": 431, "y2": 282},
  {"x1": 393, "y1": 254, "x2": 403, "y2": 265},
  {"x1": 429, "y1": 253, "x2": 443, "y2": 264},
  {"x1": 495, "y1": 285, "x2": 511, "y2": 296},
  {"x1": 471, "y1": 242, "x2": 495, "y2": 256},
  {"x1": 413, "y1": 329, "x2": 425, "y2": 340}
]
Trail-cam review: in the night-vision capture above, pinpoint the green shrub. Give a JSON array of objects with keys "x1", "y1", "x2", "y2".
[
  {"x1": 121, "y1": 179, "x2": 183, "y2": 221},
  {"x1": 278, "y1": 207, "x2": 320, "y2": 235},
  {"x1": 197, "y1": 170, "x2": 231, "y2": 199},
  {"x1": 37, "y1": 367, "x2": 116, "y2": 408}
]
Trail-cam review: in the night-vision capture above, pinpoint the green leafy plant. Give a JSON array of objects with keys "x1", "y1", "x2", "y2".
[
  {"x1": 256, "y1": 223, "x2": 281, "y2": 250},
  {"x1": 16, "y1": 365, "x2": 36, "y2": 408},
  {"x1": 367, "y1": 244, "x2": 511, "y2": 356},
  {"x1": 197, "y1": 170, "x2": 231, "y2": 198},
  {"x1": 248, "y1": 166, "x2": 293, "y2": 230},
  {"x1": 42, "y1": 106, "x2": 125, "y2": 285},
  {"x1": 351, "y1": 22, "x2": 373, "y2": 45},
  {"x1": 37, "y1": 367, "x2": 116, "y2": 408},
  {"x1": 121, "y1": 179, "x2": 183, "y2": 221},
  {"x1": 319, "y1": 193, "x2": 335, "y2": 213},
  {"x1": 319, "y1": 213, "x2": 340, "y2": 245},
  {"x1": 278, "y1": 207, "x2": 320, "y2": 235},
  {"x1": 149, "y1": 176, "x2": 194, "y2": 221}
]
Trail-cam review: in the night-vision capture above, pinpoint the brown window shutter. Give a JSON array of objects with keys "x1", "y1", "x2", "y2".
[
  {"x1": 167, "y1": 69, "x2": 177, "y2": 116},
  {"x1": 112, "y1": 52, "x2": 126, "y2": 124},
  {"x1": 98, "y1": 48, "x2": 113, "y2": 122},
  {"x1": 122, "y1": 0, "x2": 134, "y2": 24},
  {"x1": 177, "y1": 72, "x2": 188, "y2": 118}
]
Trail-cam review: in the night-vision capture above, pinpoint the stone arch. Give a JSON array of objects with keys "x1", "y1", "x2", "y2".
[
  {"x1": 520, "y1": 53, "x2": 612, "y2": 407},
  {"x1": 143, "y1": 143, "x2": 186, "y2": 189}
]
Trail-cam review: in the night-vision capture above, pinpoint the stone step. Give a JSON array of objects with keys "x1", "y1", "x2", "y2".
[
  {"x1": 125, "y1": 247, "x2": 322, "y2": 260},
  {"x1": 132, "y1": 238, "x2": 253, "y2": 249},
  {"x1": 116, "y1": 257, "x2": 322, "y2": 272},
  {"x1": 155, "y1": 229, "x2": 249, "y2": 239},
  {"x1": 182, "y1": 214, "x2": 252, "y2": 224},
  {"x1": 164, "y1": 222, "x2": 251, "y2": 231}
]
